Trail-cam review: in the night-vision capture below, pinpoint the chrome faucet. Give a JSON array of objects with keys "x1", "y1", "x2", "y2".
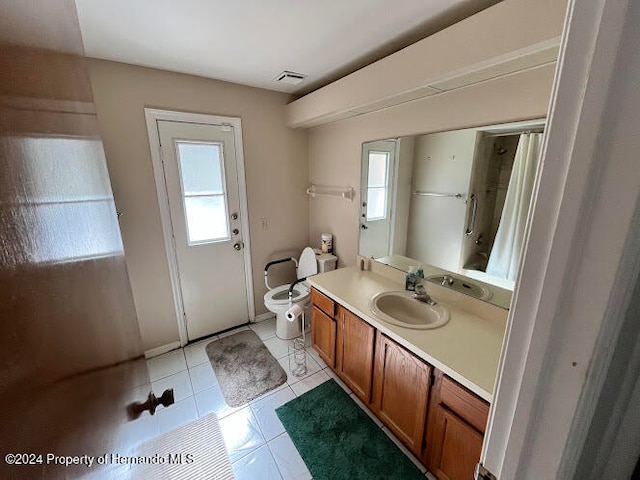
[
  {"x1": 412, "y1": 284, "x2": 437, "y2": 306},
  {"x1": 442, "y1": 275, "x2": 455, "y2": 287}
]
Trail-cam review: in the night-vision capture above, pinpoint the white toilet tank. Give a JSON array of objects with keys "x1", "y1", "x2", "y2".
[{"x1": 316, "y1": 253, "x2": 337, "y2": 273}]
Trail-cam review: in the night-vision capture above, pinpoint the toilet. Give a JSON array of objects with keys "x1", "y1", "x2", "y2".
[{"x1": 263, "y1": 247, "x2": 337, "y2": 339}]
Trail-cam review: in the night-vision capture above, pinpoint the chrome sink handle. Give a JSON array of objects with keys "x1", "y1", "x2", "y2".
[{"x1": 412, "y1": 284, "x2": 437, "y2": 306}]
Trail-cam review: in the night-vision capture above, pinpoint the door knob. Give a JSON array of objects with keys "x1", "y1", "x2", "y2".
[
  {"x1": 127, "y1": 389, "x2": 174, "y2": 420},
  {"x1": 231, "y1": 212, "x2": 238, "y2": 220},
  {"x1": 233, "y1": 243, "x2": 242, "y2": 251}
]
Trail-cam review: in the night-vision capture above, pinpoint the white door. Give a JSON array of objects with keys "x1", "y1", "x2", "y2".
[
  {"x1": 158, "y1": 120, "x2": 249, "y2": 341},
  {"x1": 359, "y1": 140, "x2": 397, "y2": 258}
]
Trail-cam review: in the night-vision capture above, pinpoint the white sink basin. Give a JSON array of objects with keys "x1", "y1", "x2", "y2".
[{"x1": 369, "y1": 291, "x2": 450, "y2": 330}]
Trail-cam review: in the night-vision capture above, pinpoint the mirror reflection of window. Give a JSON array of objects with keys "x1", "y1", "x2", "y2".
[{"x1": 366, "y1": 151, "x2": 390, "y2": 221}]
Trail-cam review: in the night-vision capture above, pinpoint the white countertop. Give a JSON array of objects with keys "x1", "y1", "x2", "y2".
[{"x1": 308, "y1": 266, "x2": 507, "y2": 402}]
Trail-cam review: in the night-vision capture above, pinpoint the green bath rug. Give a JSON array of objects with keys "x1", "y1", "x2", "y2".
[{"x1": 276, "y1": 379, "x2": 424, "y2": 480}]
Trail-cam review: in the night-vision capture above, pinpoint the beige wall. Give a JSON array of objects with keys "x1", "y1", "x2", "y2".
[
  {"x1": 308, "y1": 63, "x2": 556, "y2": 267},
  {"x1": 88, "y1": 60, "x2": 308, "y2": 350}
]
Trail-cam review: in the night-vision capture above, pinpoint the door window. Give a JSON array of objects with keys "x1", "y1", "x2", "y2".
[
  {"x1": 366, "y1": 151, "x2": 390, "y2": 221},
  {"x1": 175, "y1": 141, "x2": 230, "y2": 245}
]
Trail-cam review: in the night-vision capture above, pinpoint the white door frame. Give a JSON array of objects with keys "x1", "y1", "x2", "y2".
[
  {"x1": 144, "y1": 108, "x2": 255, "y2": 346},
  {"x1": 482, "y1": 0, "x2": 639, "y2": 478}
]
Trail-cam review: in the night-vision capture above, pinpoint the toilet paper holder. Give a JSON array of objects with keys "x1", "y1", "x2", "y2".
[{"x1": 285, "y1": 305, "x2": 307, "y2": 377}]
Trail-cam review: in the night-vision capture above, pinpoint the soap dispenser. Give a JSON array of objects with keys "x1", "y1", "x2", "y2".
[{"x1": 406, "y1": 266, "x2": 419, "y2": 291}]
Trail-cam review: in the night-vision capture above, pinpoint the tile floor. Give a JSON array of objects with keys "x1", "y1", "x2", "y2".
[{"x1": 147, "y1": 316, "x2": 436, "y2": 479}]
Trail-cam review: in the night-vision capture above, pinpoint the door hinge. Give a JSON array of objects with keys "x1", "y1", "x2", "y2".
[{"x1": 475, "y1": 463, "x2": 497, "y2": 480}]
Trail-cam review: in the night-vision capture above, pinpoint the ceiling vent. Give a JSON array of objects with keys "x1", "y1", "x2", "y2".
[{"x1": 275, "y1": 71, "x2": 307, "y2": 85}]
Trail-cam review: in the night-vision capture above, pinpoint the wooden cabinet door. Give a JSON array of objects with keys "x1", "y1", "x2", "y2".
[
  {"x1": 311, "y1": 305, "x2": 336, "y2": 368},
  {"x1": 336, "y1": 305, "x2": 376, "y2": 403},
  {"x1": 426, "y1": 406, "x2": 483, "y2": 480},
  {"x1": 425, "y1": 371, "x2": 488, "y2": 480},
  {"x1": 371, "y1": 334, "x2": 431, "y2": 456}
]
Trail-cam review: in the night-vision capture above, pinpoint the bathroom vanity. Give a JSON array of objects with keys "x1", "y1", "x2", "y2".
[{"x1": 308, "y1": 264, "x2": 507, "y2": 480}]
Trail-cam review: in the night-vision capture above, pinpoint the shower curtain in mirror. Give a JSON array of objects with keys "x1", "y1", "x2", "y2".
[{"x1": 486, "y1": 133, "x2": 544, "y2": 281}]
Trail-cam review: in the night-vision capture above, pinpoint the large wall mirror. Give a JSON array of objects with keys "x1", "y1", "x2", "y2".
[{"x1": 359, "y1": 120, "x2": 545, "y2": 309}]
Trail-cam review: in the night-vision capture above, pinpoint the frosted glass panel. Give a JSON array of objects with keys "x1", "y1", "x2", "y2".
[
  {"x1": 177, "y1": 142, "x2": 224, "y2": 195},
  {"x1": 184, "y1": 196, "x2": 229, "y2": 243},
  {"x1": 367, "y1": 187, "x2": 386, "y2": 221},
  {"x1": 368, "y1": 152, "x2": 388, "y2": 187}
]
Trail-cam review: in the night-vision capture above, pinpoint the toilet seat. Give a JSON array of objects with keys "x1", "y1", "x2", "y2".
[
  {"x1": 297, "y1": 247, "x2": 317, "y2": 279},
  {"x1": 263, "y1": 247, "x2": 323, "y2": 340},
  {"x1": 264, "y1": 282, "x2": 310, "y2": 306}
]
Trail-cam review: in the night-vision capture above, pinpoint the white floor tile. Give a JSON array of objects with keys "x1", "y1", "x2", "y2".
[
  {"x1": 250, "y1": 387, "x2": 296, "y2": 441},
  {"x1": 219, "y1": 326, "x2": 250, "y2": 339},
  {"x1": 381, "y1": 427, "x2": 427, "y2": 473},
  {"x1": 278, "y1": 353, "x2": 322, "y2": 386},
  {"x1": 324, "y1": 368, "x2": 352, "y2": 394},
  {"x1": 155, "y1": 396, "x2": 198, "y2": 436},
  {"x1": 249, "y1": 317, "x2": 277, "y2": 340},
  {"x1": 193, "y1": 384, "x2": 242, "y2": 419},
  {"x1": 249, "y1": 383, "x2": 289, "y2": 405},
  {"x1": 290, "y1": 370, "x2": 330, "y2": 396},
  {"x1": 184, "y1": 337, "x2": 217, "y2": 368},
  {"x1": 268, "y1": 433, "x2": 311, "y2": 480},
  {"x1": 151, "y1": 369, "x2": 193, "y2": 403},
  {"x1": 350, "y1": 392, "x2": 383, "y2": 427},
  {"x1": 188, "y1": 362, "x2": 218, "y2": 393},
  {"x1": 306, "y1": 347, "x2": 328, "y2": 369},
  {"x1": 146, "y1": 349, "x2": 187, "y2": 382},
  {"x1": 263, "y1": 336, "x2": 294, "y2": 359},
  {"x1": 232, "y1": 444, "x2": 282, "y2": 480},
  {"x1": 219, "y1": 406, "x2": 265, "y2": 463}
]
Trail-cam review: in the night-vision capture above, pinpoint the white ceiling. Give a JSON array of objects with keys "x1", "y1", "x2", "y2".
[{"x1": 75, "y1": 0, "x2": 497, "y2": 95}]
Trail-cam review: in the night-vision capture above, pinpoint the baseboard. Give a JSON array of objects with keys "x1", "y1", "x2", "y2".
[
  {"x1": 144, "y1": 341, "x2": 181, "y2": 359},
  {"x1": 253, "y1": 312, "x2": 276, "y2": 323}
]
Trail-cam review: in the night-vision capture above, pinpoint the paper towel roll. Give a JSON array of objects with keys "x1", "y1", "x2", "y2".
[{"x1": 285, "y1": 304, "x2": 304, "y2": 322}]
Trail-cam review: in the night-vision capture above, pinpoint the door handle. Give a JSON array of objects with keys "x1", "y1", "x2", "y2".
[
  {"x1": 127, "y1": 389, "x2": 174, "y2": 420},
  {"x1": 233, "y1": 243, "x2": 242, "y2": 251}
]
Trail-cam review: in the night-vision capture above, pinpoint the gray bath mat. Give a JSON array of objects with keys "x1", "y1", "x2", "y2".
[{"x1": 206, "y1": 329, "x2": 287, "y2": 407}]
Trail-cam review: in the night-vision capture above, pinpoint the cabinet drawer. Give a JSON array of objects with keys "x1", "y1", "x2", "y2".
[
  {"x1": 311, "y1": 288, "x2": 335, "y2": 317},
  {"x1": 440, "y1": 376, "x2": 489, "y2": 433}
]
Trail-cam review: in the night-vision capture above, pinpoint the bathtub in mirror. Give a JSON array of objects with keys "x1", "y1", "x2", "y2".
[{"x1": 359, "y1": 120, "x2": 545, "y2": 309}]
